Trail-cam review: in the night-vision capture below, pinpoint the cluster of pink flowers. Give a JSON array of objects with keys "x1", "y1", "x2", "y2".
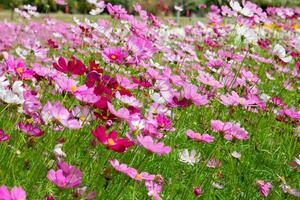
[{"x1": 211, "y1": 120, "x2": 249, "y2": 141}]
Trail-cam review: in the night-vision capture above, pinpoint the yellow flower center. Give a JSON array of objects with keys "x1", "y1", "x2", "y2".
[
  {"x1": 110, "y1": 54, "x2": 117, "y2": 60},
  {"x1": 135, "y1": 173, "x2": 143, "y2": 180},
  {"x1": 80, "y1": 116, "x2": 86, "y2": 122},
  {"x1": 107, "y1": 138, "x2": 115, "y2": 146},
  {"x1": 17, "y1": 67, "x2": 23, "y2": 73},
  {"x1": 196, "y1": 135, "x2": 202, "y2": 140},
  {"x1": 71, "y1": 85, "x2": 77, "y2": 92}
]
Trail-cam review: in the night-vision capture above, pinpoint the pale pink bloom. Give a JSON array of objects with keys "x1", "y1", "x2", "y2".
[
  {"x1": 182, "y1": 83, "x2": 208, "y2": 106},
  {"x1": 107, "y1": 102, "x2": 130, "y2": 121},
  {"x1": 256, "y1": 180, "x2": 272, "y2": 197},
  {"x1": 0, "y1": 185, "x2": 26, "y2": 200},
  {"x1": 41, "y1": 102, "x2": 81, "y2": 129},
  {"x1": 186, "y1": 129, "x2": 214, "y2": 143},
  {"x1": 145, "y1": 180, "x2": 163, "y2": 200},
  {"x1": 110, "y1": 159, "x2": 155, "y2": 181},
  {"x1": 137, "y1": 135, "x2": 171, "y2": 155},
  {"x1": 231, "y1": 151, "x2": 241, "y2": 159},
  {"x1": 206, "y1": 158, "x2": 221, "y2": 168},
  {"x1": 116, "y1": 74, "x2": 138, "y2": 90},
  {"x1": 115, "y1": 91, "x2": 142, "y2": 108},
  {"x1": 73, "y1": 85, "x2": 100, "y2": 103},
  {"x1": 211, "y1": 120, "x2": 249, "y2": 141},
  {"x1": 197, "y1": 73, "x2": 222, "y2": 88}
]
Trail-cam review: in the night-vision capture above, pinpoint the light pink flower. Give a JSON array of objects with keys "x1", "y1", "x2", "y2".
[
  {"x1": 186, "y1": 129, "x2": 214, "y2": 143},
  {"x1": 0, "y1": 185, "x2": 26, "y2": 200},
  {"x1": 137, "y1": 135, "x2": 171, "y2": 155},
  {"x1": 110, "y1": 159, "x2": 155, "y2": 181}
]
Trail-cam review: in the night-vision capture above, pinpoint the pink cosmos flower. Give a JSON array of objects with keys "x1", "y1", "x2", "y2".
[
  {"x1": 0, "y1": 185, "x2": 26, "y2": 200},
  {"x1": 182, "y1": 83, "x2": 208, "y2": 106},
  {"x1": 107, "y1": 102, "x2": 130, "y2": 121},
  {"x1": 92, "y1": 125, "x2": 134, "y2": 153},
  {"x1": 256, "y1": 180, "x2": 272, "y2": 197},
  {"x1": 115, "y1": 91, "x2": 142, "y2": 108},
  {"x1": 211, "y1": 120, "x2": 249, "y2": 141},
  {"x1": 156, "y1": 114, "x2": 172, "y2": 131},
  {"x1": 186, "y1": 129, "x2": 214, "y2": 143},
  {"x1": 102, "y1": 47, "x2": 127, "y2": 64},
  {"x1": 18, "y1": 122, "x2": 44, "y2": 137},
  {"x1": 47, "y1": 161, "x2": 83, "y2": 189},
  {"x1": 72, "y1": 85, "x2": 100, "y2": 103},
  {"x1": 145, "y1": 180, "x2": 163, "y2": 200},
  {"x1": 110, "y1": 159, "x2": 155, "y2": 181},
  {"x1": 41, "y1": 101, "x2": 81, "y2": 129},
  {"x1": 137, "y1": 135, "x2": 171, "y2": 155},
  {"x1": 106, "y1": 3, "x2": 129, "y2": 20},
  {"x1": 127, "y1": 34, "x2": 156, "y2": 64},
  {"x1": 5, "y1": 54, "x2": 34, "y2": 80},
  {"x1": 0, "y1": 129, "x2": 10, "y2": 142},
  {"x1": 23, "y1": 91, "x2": 41, "y2": 115}
]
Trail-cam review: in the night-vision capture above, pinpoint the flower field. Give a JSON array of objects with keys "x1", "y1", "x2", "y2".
[{"x1": 0, "y1": 1, "x2": 299, "y2": 200}]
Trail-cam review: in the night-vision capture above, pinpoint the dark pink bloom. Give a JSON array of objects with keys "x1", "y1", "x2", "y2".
[
  {"x1": 92, "y1": 126, "x2": 134, "y2": 153},
  {"x1": 186, "y1": 129, "x2": 214, "y2": 143},
  {"x1": 53, "y1": 56, "x2": 87, "y2": 75},
  {"x1": 47, "y1": 161, "x2": 83, "y2": 189},
  {"x1": 0, "y1": 129, "x2": 10, "y2": 142},
  {"x1": 194, "y1": 187, "x2": 202, "y2": 196},
  {"x1": 256, "y1": 180, "x2": 272, "y2": 197},
  {"x1": 137, "y1": 135, "x2": 171, "y2": 155},
  {"x1": 0, "y1": 185, "x2": 26, "y2": 200},
  {"x1": 18, "y1": 122, "x2": 44, "y2": 137}
]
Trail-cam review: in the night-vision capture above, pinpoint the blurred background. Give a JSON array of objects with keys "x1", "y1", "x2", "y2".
[{"x1": 0, "y1": 0, "x2": 299, "y2": 16}]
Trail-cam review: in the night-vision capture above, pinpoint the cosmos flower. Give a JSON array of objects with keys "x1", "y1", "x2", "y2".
[
  {"x1": 137, "y1": 135, "x2": 171, "y2": 155},
  {"x1": 47, "y1": 161, "x2": 83, "y2": 189},
  {"x1": 92, "y1": 125, "x2": 134, "y2": 153},
  {"x1": 186, "y1": 129, "x2": 214, "y2": 143},
  {"x1": 179, "y1": 149, "x2": 200, "y2": 165},
  {"x1": 0, "y1": 185, "x2": 26, "y2": 200},
  {"x1": 256, "y1": 180, "x2": 272, "y2": 197},
  {"x1": 18, "y1": 122, "x2": 44, "y2": 137},
  {"x1": 102, "y1": 47, "x2": 127, "y2": 64},
  {"x1": 0, "y1": 129, "x2": 10, "y2": 142}
]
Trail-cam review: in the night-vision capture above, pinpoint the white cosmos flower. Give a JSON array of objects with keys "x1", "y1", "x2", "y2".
[
  {"x1": 295, "y1": 154, "x2": 300, "y2": 166},
  {"x1": 179, "y1": 149, "x2": 200, "y2": 165},
  {"x1": 273, "y1": 44, "x2": 293, "y2": 63},
  {"x1": 229, "y1": 1, "x2": 253, "y2": 17},
  {"x1": 236, "y1": 26, "x2": 258, "y2": 44},
  {"x1": 54, "y1": 144, "x2": 66, "y2": 158}
]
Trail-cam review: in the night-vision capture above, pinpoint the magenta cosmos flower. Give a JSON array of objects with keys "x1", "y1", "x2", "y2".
[
  {"x1": 18, "y1": 122, "x2": 44, "y2": 137},
  {"x1": 137, "y1": 135, "x2": 171, "y2": 155},
  {"x1": 256, "y1": 180, "x2": 272, "y2": 197},
  {"x1": 0, "y1": 185, "x2": 26, "y2": 200},
  {"x1": 92, "y1": 125, "x2": 134, "y2": 153},
  {"x1": 186, "y1": 129, "x2": 214, "y2": 143},
  {"x1": 47, "y1": 161, "x2": 83, "y2": 189},
  {"x1": 102, "y1": 47, "x2": 127, "y2": 64},
  {"x1": 0, "y1": 129, "x2": 10, "y2": 142}
]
